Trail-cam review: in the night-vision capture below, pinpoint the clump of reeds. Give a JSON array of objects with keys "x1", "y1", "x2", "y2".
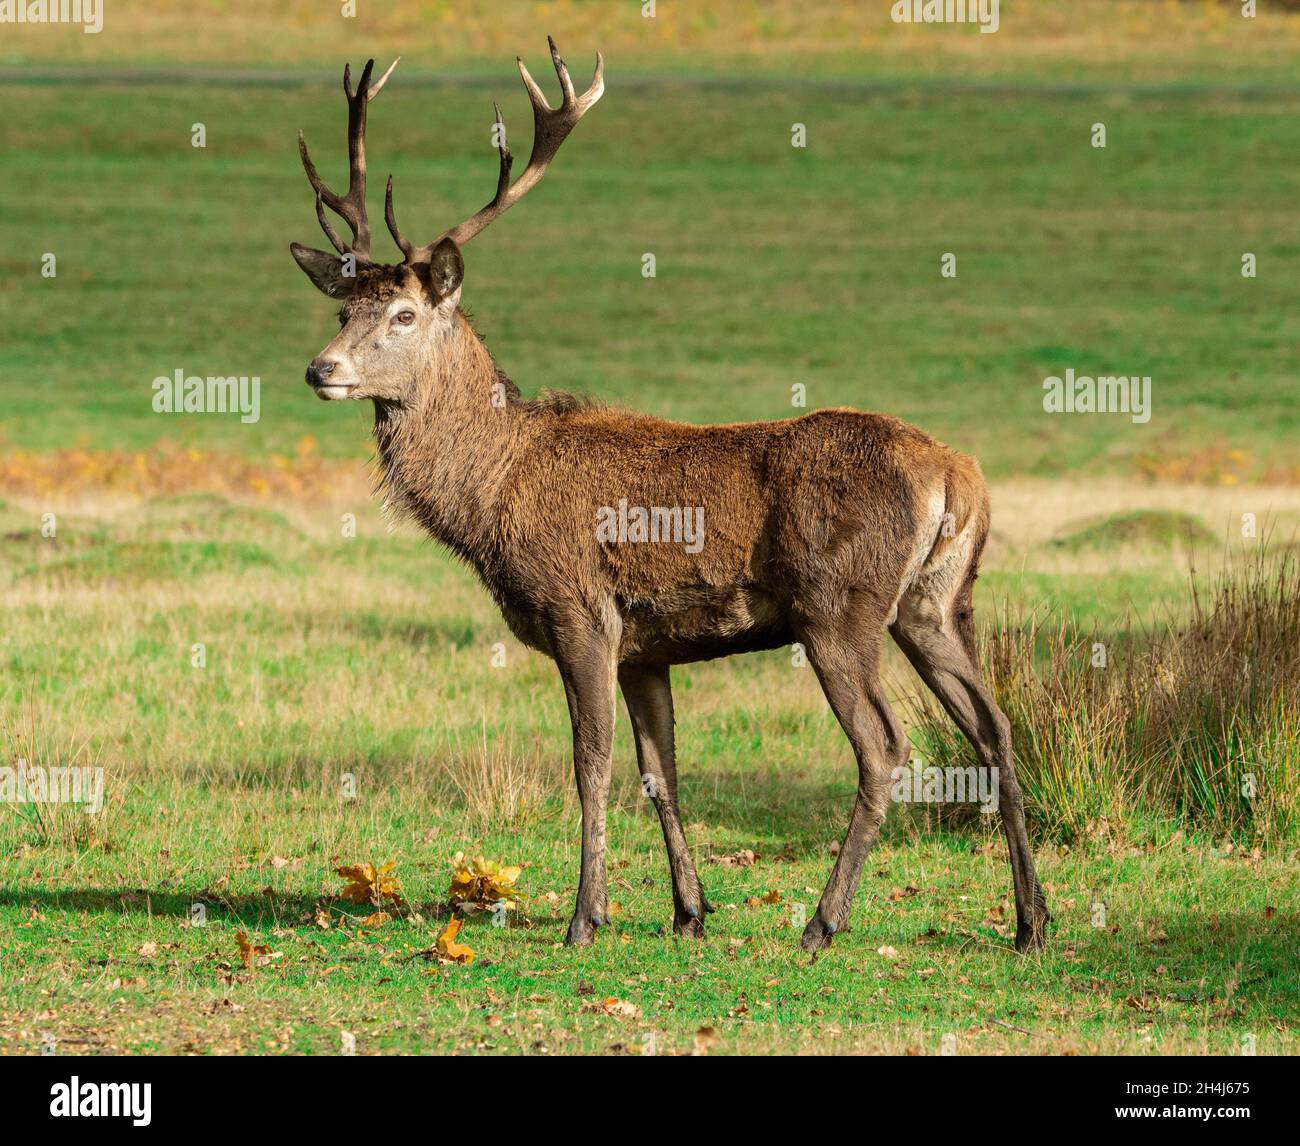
[{"x1": 907, "y1": 549, "x2": 1300, "y2": 844}]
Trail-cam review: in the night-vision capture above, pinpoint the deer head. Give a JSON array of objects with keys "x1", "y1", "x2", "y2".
[{"x1": 291, "y1": 39, "x2": 604, "y2": 403}]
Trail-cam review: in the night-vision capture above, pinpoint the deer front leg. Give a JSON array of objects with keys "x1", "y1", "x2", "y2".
[
  {"x1": 554, "y1": 625, "x2": 619, "y2": 947},
  {"x1": 619, "y1": 663, "x2": 711, "y2": 937}
]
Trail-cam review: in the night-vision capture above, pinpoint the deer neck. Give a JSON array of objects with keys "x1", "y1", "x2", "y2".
[{"x1": 372, "y1": 311, "x2": 529, "y2": 567}]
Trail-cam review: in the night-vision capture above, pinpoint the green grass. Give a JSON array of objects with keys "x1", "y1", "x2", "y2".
[
  {"x1": 1049, "y1": 509, "x2": 1218, "y2": 553},
  {"x1": 3, "y1": 74, "x2": 1300, "y2": 479},
  {"x1": 5, "y1": 784, "x2": 1296, "y2": 1056},
  {"x1": 2, "y1": 495, "x2": 1296, "y2": 1054}
]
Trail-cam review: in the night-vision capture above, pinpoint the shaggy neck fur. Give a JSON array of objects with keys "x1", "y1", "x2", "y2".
[{"x1": 371, "y1": 310, "x2": 535, "y2": 573}]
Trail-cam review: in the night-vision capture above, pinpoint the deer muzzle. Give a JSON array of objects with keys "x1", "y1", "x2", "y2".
[{"x1": 305, "y1": 358, "x2": 356, "y2": 400}]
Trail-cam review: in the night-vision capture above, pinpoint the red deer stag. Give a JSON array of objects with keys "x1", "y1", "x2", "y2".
[{"x1": 289, "y1": 41, "x2": 1051, "y2": 952}]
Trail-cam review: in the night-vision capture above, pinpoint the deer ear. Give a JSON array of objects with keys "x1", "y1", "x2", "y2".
[
  {"x1": 424, "y1": 237, "x2": 464, "y2": 302},
  {"x1": 290, "y1": 243, "x2": 359, "y2": 299}
]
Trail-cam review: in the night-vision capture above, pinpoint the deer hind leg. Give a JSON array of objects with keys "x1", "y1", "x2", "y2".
[
  {"x1": 553, "y1": 621, "x2": 620, "y2": 947},
  {"x1": 799, "y1": 620, "x2": 910, "y2": 952},
  {"x1": 619, "y1": 663, "x2": 712, "y2": 937},
  {"x1": 890, "y1": 571, "x2": 1052, "y2": 953}
]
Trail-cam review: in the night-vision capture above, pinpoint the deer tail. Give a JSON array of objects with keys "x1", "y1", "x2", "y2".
[{"x1": 926, "y1": 451, "x2": 989, "y2": 567}]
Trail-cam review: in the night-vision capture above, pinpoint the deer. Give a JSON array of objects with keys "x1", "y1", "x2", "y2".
[{"x1": 289, "y1": 40, "x2": 1051, "y2": 953}]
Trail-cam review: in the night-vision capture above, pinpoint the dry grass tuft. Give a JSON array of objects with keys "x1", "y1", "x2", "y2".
[
  {"x1": 433, "y1": 733, "x2": 565, "y2": 830},
  {"x1": 909, "y1": 549, "x2": 1300, "y2": 843},
  {"x1": 2, "y1": 696, "x2": 117, "y2": 850}
]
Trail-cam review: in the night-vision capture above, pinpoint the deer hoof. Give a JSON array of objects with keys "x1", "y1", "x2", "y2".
[
  {"x1": 564, "y1": 916, "x2": 601, "y2": 946},
  {"x1": 800, "y1": 915, "x2": 836, "y2": 952},
  {"x1": 673, "y1": 912, "x2": 706, "y2": 938},
  {"x1": 1014, "y1": 919, "x2": 1049, "y2": 953}
]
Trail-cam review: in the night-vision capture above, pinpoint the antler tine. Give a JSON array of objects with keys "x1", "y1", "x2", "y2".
[
  {"x1": 346, "y1": 57, "x2": 400, "y2": 103},
  {"x1": 391, "y1": 38, "x2": 602, "y2": 263},
  {"x1": 548, "y1": 35, "x2": 577, "y2": 106},
  {"x1": 384, "y1": 175, "x2": 415, "y2": 262},
  {"x1": 299, "y1": 56, "x2": 400, "y2": 262},
  {"x1": 488, "y1": 102, "x2": 516, "y2": 201},
  {"x1": 314, "y1": 191, "x2": 348, "y2": 256}
]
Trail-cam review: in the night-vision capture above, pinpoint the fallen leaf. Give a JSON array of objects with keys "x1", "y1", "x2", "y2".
[
  {"x1": 448, "y1": 854, "x2": 523, "y2": 910},
  {"x1": 430, "y1": 917, "x2": 475, "y2": 965},
  {"x1": 708, "y1": 849, "x2": 757, "y2": 868},
  {"x1": 235, "y1": 931, "x2": 281, "y2": 969},
  {"x1": 335, "y1": 860, "x2": 404, "y2": 908}
]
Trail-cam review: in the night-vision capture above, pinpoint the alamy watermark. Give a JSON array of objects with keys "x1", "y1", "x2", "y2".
[
  {"x1": 1043, "y1": 369, "x2": 1151, "y2": 424},
  {"x1": 891, "y1": 765, "x2": 999, "y2": 813},
  {"x1": 0, "y1": 0, "x2": 102, "y2": 34},
  {"x1": 596, "y1": 499, "x2": 705, "y2": 554},
  {"x1": 891, "y1": 0, "x2": 999, "y2": 35},
  {"x1": 1, "y1": 761, "x2": 104, "y2": 814},
  {"x1": 50, "y1": 1077, "x2": 150, "y2": 1126},
  {"x1": 152, "y1": 369, "x2": 261, "y2": 424}
]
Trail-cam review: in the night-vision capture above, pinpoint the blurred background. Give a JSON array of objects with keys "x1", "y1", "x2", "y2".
[{"x1": 2, "y1": 0, "x2": 1298, "y2": 476}]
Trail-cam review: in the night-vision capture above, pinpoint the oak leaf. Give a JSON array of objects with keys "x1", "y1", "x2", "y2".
[
  {"x1": 709, "y1": 849, "x2": 757, "y2": 868},
  {"x1": 433, "y1": 917, "x2": 475, "y2": 965},
  {"x1": 448, "y1": 854, "x2": 523, "y2": 911},
  {"x1": 334, "y1": 860, "x2": 404, "y2": 908},
  {"x1": 586, "y1": 997, "x2": 641, "y2": 1019}
]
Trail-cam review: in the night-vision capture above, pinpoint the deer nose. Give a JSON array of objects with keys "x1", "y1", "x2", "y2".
[{"x1": 306, "y1": 359, "x2": 336, "y2": 387}]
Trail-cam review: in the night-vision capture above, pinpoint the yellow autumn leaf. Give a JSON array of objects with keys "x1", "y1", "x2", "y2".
[
  {"x1": 334, "y1": 860, "x2": 404, "y2": 907},
  {"x1": 434, "y1": 917, "x2": 475, "y2": 965},
  {"x1": 447, "y1": 854, "x2": 523, "y2": 910}
]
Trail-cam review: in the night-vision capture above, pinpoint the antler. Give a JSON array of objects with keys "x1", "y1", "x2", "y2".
[
  {"x1": 298, "y1": 56, "x2": 400, "y2": 262},
  {"x1": 386, "y1": 37, "x2": 603, "y2": 264}
]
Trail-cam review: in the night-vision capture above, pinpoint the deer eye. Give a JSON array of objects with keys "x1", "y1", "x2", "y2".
[{"x1": 394, "y1": 310, "x2": 416, "y2": 326}]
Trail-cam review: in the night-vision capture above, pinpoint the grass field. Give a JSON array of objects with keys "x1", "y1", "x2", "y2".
[
  {"x1": 2, "y1": 2, "x2": 1298, "y2": 1056},
  {"x1": 5, "y1": 70, "x2": 1300, "y2": 478}
]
